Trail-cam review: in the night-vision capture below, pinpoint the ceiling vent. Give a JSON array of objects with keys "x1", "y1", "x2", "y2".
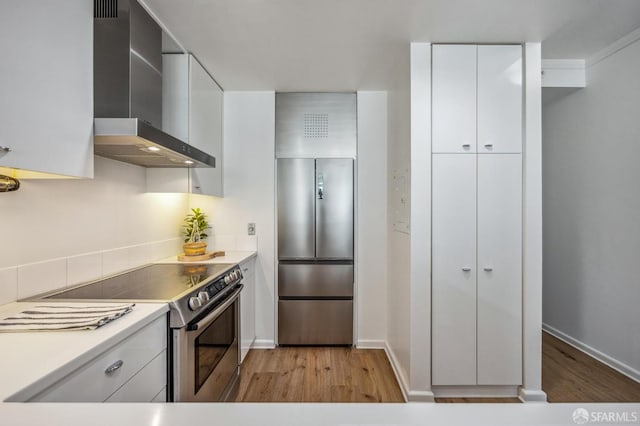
[{"x1": 304, "y1": 113, "x2": 329, "y2": 139}]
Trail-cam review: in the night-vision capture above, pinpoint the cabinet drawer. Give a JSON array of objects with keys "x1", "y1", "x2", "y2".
[
  {"x1": 106, "y1": 351, "x2": 166, "y2": 402},
  {"x1": 30, "y1": 315, "x2": 167, "y2": 402}
]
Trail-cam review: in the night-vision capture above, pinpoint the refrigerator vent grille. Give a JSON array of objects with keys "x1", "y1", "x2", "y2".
[
  {"x1": 94, "y1": 0, "x2": 118, "y2": 18},
  {"x1": 304, "y1": 113, "x2": 329, "y2": 138}
]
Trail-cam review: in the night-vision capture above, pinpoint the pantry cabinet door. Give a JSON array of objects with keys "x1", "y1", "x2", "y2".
[
  {"x1": 432, "y1": 45, "x2": 477, "y2": 154},
  {"x1": 432, "y1": 154, "x2": 477, "y2": 385},
  {"x1": 476, "y1": 154, "x2": 522, "y2": 385},
  {"x1": 477, "y1": 45, "x2": 522, "y2": 154}
]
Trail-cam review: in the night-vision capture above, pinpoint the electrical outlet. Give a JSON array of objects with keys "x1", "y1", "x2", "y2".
[{"x1": 247, "y1": 223, "x2": 256, "y2": 236}]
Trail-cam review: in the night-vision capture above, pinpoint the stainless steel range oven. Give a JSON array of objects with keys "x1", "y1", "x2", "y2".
[
  {"x1": 35, "y1": 262, "x2": 244, "y2": 402},
  {"x1": 172, "y1": 282, "x2": 242, "y2": 402}
]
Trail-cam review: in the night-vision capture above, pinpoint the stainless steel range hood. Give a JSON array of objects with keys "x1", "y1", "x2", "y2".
[{"x1": 93, "y1": 0, "x2": 215, "y2": 168}]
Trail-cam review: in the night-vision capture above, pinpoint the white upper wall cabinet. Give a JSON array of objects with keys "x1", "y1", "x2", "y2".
[
  {"x1": 432, "y1": 44, "x2": 522, "y2": 154},
  {"x1": 432, "y1": 45, "x2": 477, "y2": 153},
  {"x1": 189, "y1": 57, "x2": 223, "y2": 196},
  {"x1": 151, "y1": 54, "x2": 223, "y2": 196},
  {"x1": 477, "y1": 45, "x2": 522, "y2": 154},
  {"x1": 0, "y1": 0, "x2": 93, "y2": 178}
]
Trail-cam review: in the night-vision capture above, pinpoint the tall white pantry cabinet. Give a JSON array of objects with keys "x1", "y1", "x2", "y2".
[{"x1": 431, "y1": 44, "x2": 523, "y2": 387}]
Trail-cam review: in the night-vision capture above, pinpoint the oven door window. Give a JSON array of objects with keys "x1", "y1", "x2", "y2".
[{"x1": 194, "y1": 302, "x2": 236, "y2": 393}]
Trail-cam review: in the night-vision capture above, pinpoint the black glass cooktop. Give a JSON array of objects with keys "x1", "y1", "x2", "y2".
[{"x1": 44, "y1": 263, "x2": 233, "y2": 301}]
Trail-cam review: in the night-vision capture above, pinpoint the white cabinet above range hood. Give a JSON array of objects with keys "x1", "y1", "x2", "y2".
[{"x1": 93, "y1": 0, "x2": 215, "y2": 168}]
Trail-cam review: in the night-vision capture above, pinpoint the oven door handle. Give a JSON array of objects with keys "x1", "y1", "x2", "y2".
[{"x1": 187, "y1": 284, "x2": 243, "y2": 332}]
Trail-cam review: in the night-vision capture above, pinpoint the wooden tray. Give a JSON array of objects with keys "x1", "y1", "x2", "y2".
[{"x1": 177, "y1": 251, "x2": 225, "y2": 262}]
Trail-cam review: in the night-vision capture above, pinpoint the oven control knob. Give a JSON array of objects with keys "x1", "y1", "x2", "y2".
[
  {"x1": 198, "y1": 291, "x2": 210, "y2": 304},
  {"x1": 224, "y1": 275, "x2": 232, "y2": 285},
  {"x1": 188, "y1": 296, "x2": 202, "y2": 311}
]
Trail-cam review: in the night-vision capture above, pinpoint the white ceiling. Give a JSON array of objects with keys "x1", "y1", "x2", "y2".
[{"x1": 145, "y1": 0, "x2": 640, "y2": 91}]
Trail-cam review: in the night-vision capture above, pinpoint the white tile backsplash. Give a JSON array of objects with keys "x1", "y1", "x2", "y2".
[
  {"x1": 213, "y1": 234, "x2": 236, "y2": 251},
  {"x1": 17, "y1": 259, "x2": 67, "y2": 299},
  {"x1": 126, "y1": 244, "x2": 152, "y2": 269},
  {"x1": 102, "y1": 248, "x2": 130, "y2": 277},
  {"x1": 0, "y1": 239, "x2": 185, "y2": 307},
  {"x1": 0, "y1": 267, "x2": 18, "y2": 305},
  {"x1": 67, "y1": 252, "x2": 103, "y2": 287},
  {"x1": 151, "y1": 238, "x2": 181, "y2": 261}
]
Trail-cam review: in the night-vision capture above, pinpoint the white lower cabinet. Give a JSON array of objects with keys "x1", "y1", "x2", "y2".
[
  {"x1": 29, "y1": 315, "x2": 167, "y2": 402},
  {"x1": 432, "y1": 153, "x2": 522, "y2": 386},
  {"x1": 240, "y1": 257, "x2": 256, "y2": 363}
]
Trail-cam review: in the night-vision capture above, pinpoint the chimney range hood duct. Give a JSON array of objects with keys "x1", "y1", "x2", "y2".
[{"x1": 93, "y1": 0, "x2": 215, "y2": 168}]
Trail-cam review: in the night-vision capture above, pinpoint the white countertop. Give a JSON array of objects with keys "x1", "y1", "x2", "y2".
[
  {"x1": 0, "y1": 302, "x2": 168, "y2": 402},
  {"x1": 155, "y1": 250, "x2": 257, "y2": 265},
  {"x1": 0, "y1": 400, "x2": 610, "y2": 426}
]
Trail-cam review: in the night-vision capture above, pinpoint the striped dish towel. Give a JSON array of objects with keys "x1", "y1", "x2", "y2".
[{"x1": 0, "y1": 303, "x2": 135, "y2": 332}]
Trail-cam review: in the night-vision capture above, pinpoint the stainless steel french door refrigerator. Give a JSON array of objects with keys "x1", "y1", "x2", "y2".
[{"x1": 277, "y1": 158, "x2": 354, "y2": 345}]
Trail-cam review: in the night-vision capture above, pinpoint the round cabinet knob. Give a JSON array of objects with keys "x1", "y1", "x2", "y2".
[
  {"x1": 198, "y1": 291, "x2": 210, "y2": 303},
  {"x1": 188, "y1": 296, "x2": 203, "y2": 311}
]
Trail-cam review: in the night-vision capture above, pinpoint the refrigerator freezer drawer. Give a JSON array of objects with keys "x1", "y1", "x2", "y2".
[
  {"x1": 278, "y1": 300, "x2": 353, "y2": 345},
  {"x1": 279, "y1": 263, "x2": 353, "y2": 298}
]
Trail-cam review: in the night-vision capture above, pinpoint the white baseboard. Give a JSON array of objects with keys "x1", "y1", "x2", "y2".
[
  {"x1": 432, "y1": 385, "x2": 518, "y2": 398},
  {"x1": 383, "y1": 342, "x2": 410, "y2": 402},
  {"x1": 543, "y1": 323, "x2": 640, "y2": 383},
  {"x1": 251, "y1": 339, "x2": 276, "y2": 349},
  {"x1": 518, "y1": 388, "x2": 548, "y2": 402},
  {"x1": 408, "y1": 390, "x2": 435, "y2": 402},
  {"x1": 356, "y1": 339, "x2": 386, "y2": 349}
]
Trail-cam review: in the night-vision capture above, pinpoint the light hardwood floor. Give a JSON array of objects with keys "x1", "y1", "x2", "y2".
[
  {"x1": 235, "y1": 332, "x2": 640, "y2": 403},
  {"x1": 234, "y1": 347, "x2": 404, "y2": 402},
  {"x1": 542, "y1": 331, "x2": 640, "y2": 402},
  {"x1": 437, "y1": 332, "x2": 640, "y2": 403}
]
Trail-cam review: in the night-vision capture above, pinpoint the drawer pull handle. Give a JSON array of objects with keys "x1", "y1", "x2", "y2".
[
  {"x1": 483, "y1": 267, "x2": 493, "y2": 272},
  {"x1": 461, "y1": 267, "x2": 471, "y2": 272},
  {"x1": 105, "y1": 360, "x2": 124, "y2": 375},
  {"x1": 243, "y1": 268, "x2": 248, "y2": 272},
  {"x1": 462, "y1": 144, "x2": 471, "y2": 149}
]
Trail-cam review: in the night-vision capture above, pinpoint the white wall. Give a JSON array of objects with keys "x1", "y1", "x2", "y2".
[
  {"x1": 542, "y1": 37, "x2": 640, "y2": 380},
  {"x1": 194, "y1": 91, "x2": 277, "y2": 347},
  {"x1": 0, "y1": 156, "x2": 187, "y2": 304},
  {"x1": 356, "y1": 92, "x2": 388, "y2": 346},
  {"x1": 386, "y1": 47, "x2": 413, "y2": 396}
]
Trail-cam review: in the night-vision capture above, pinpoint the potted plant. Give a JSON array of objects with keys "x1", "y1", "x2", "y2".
[{"x1": 182, "y1": 208, "x2": 209, "y2": 256}]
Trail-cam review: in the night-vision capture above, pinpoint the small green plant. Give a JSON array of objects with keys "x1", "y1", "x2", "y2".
[{"x1": 183, "y1": 208, "x2": 209, "y2": 243}]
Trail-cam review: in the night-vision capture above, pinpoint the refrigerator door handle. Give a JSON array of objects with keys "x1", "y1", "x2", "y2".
[{"x1": 317, "y1": 174, "x2": 324, "y2": 199}]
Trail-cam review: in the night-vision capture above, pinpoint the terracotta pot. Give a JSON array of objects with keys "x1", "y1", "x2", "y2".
[{"x1": 183, "y1": 242, "x2": 207, "y2": 256}]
